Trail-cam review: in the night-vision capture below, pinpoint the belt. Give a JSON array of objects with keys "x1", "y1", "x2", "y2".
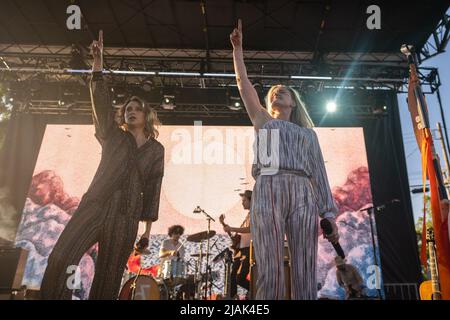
[{"x1": 258, "y1": 167, "x2": 309, "y2": 177}]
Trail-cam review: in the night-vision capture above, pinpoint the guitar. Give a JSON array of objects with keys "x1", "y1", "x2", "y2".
[
  {"x1": 219, "y1": 214, "x2": 241, "y2": 253},
  {"x1": 419, "y1": 227, "x2": 442, "y2": 300}
]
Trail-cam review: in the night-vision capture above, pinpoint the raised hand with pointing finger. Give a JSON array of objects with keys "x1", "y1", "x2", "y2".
[{"x1": 230, "y1": 19, "x2": 243, "y2": 49}]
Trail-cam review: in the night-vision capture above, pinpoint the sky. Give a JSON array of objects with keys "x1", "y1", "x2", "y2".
[{"x1": 398, "y1": 16, "x2": 450, "y2": 223}]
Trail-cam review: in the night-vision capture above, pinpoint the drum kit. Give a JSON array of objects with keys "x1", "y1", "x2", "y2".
[{"x1": 119, "y1": 206, "x2": 226, "y2": 300}]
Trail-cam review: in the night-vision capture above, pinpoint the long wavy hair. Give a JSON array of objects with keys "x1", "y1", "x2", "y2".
[
  {"x1": 119, "y1": 96, "x2": 161, "y2": 139},
  {"x1": 266, "y1": 85, "x2": 314, "y2": 128}
]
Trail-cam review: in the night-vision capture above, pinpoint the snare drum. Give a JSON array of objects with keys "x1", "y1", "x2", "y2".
[
  {"x1": 118, "y1": 275, "x2": 168, "y2": 300},
  {"x1": 161, "y1": 258, "x2": 186, "y2": 284}
]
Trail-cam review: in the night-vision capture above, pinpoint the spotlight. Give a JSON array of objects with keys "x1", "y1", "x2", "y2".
[
  {"x1": 59, "y1": 89, "x2": 76, "y2": 108},
  {"x1": 372, "y1": 105, "x2": 388, "y2": 116},
  {"x1": 326, "y1": 100, "x2": 337, "y2": 113},
  {"x1": 111, "y1": 87, "x2": 127, "y2": 106},
  {"x1": 228, "y1": 96, "x2": 243, "y2": 111},
  {"x1": 253, "y1": 80, "x2": 263, "y2": 93},
  {"x1": 141, "y1": 78, "x2": 154, "y2": 92},
  {"x1": 161, "y1": 95, "x2": 176, "y2": 110},
  {"x1": 69, "y1": 45, "x2": 88, "y2": 70}
]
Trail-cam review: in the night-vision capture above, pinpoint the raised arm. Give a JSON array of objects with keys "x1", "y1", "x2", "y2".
[
  {"x1": 89, "y1": 30, "x2": 114, "y2": 143},
  {"x1": 231, "y1": 19, "x2": 271, "y2": 130}
]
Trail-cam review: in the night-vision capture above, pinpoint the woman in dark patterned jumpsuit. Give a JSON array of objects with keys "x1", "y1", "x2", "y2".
[{"x1": 40, "y1": 31, "x2": 165, "y2": 300}]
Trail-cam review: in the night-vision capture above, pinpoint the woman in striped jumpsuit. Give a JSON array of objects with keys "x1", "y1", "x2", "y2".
[
  {"x1": 40, "y1": 31, "x2": 164, "y2": 300},
  {"x1": 231, "y1": 20, "x2": 339, "y2": 300}
]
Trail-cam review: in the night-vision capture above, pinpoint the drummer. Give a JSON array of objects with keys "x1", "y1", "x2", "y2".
[{"x1": 159, "y1": 225, "x2": 186, "y2": 264}]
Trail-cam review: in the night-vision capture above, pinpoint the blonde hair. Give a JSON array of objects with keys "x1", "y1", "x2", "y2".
[
  {"x1": 119, "y1": 96, "x2": 161, "y2": 139},
  {"x1": 266, "y1": 85, "x2": 314, "y2": 128}
]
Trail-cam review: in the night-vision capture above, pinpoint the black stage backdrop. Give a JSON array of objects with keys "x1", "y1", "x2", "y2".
[{"x1": 0, "y1": 89, "x2": 422, "y2": 295}]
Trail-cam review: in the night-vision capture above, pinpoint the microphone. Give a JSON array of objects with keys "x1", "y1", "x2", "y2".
[
  {"x1": 193, "y1": 206, "x2": 201, "y2": 214},
  {"x1": 320, "y1": 219, "x2": 345, "y2": 259}
]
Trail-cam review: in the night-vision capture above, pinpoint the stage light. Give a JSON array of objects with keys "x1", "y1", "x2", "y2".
[
  {"x1": 69, "y1": 45, "x2": 88, "y2": 70},
  {"x1": 228, "y1": 96, "x2": 243, "y2": 111},
  {"x1": 111, "y1": 87, "x2": 127, "y2": 106},
  {"x1": 141, "y1": 78, "x2": 154, "y2": 92},
  {"x1": 252, "y1": 80, "x2": 264, "y2": 95},
  {"x1": 161, "y1": 95, "x2": 176, "y2": 110},
  {"x1": 326, "y1": 101, "x2": 337, "y2": 113},
  {"x1": 372, "y1": 103, "x2": 388, "y2": 116}
]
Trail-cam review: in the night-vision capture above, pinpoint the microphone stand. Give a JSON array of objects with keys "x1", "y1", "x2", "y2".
[
  {"x1": 359, "y1": 200, "x2": 397, "y2": 300},
  {"x1": 194, "y1": 206, "x2": 215, "y2": 299}
]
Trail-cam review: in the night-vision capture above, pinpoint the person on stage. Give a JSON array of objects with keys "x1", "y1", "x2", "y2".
[
  {"x1": 221, "y1": 190, "x2": 252, "y2": 298},
  {"x1": 40, "y1": 30, "x2": 164, "y2": 300},
  {"x1": 159, "y1": 225, "x2": 186, "y2": 263},
  {"x1": 230, "y1": 19, "x2": 339, "y2": 300},
  {"x1": 335, "y1": 256, "x2": 365, "y2": 299}
]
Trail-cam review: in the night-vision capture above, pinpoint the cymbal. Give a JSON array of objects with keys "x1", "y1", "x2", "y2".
[
  {"x1": 186, "y1": 230, "x2": 216, "y2": 242},
  {"x1": 212, "y1": 248, "x2": 233, "y2": 263}
]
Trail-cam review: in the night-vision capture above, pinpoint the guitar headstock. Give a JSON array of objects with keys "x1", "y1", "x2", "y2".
[
  {"x1": 219, "y1": 214, "x2": 225, "y2": 224},
  {"x1": 426, "y1": 227, "x2": 435, "y2": 243}
]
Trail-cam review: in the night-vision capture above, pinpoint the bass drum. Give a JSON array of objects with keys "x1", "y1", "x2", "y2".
[{"x1": 118, "y1": 275, "x2": 169, "y2": 300}]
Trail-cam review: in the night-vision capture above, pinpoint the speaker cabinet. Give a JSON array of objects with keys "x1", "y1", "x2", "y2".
[{"x1": 0, "y1": 247, "x2": 28, "y2": 291}]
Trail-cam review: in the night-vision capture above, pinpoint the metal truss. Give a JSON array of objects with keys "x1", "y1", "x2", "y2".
[
  {"x1": 419, "y1": 13, "x2": 450, "y2": 63},
  {"x1": 11, "y1": 97, "x2": 389, "y2": 120},
  {"x1": 1, "y1": 47, "x2": 438, "y2": 92},
  {"x1": 0, "y1": 44, "x2": 409, "y2": 87},
  {"x1": 0, "y1": 44, "x2": 443, "y2": 117}
]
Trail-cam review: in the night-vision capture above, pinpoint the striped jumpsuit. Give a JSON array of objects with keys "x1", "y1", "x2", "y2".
[
  {"x1": 40, "y1": 74, "x2": 164, "y2": 300},
  {"x1": 251, "y1": 118, "x2": 337, "y2": 300}
]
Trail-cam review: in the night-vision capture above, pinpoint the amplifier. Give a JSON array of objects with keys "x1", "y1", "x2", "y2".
[{"x1": 0, "y1": 247, "x2": 28, "y2": 291}]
